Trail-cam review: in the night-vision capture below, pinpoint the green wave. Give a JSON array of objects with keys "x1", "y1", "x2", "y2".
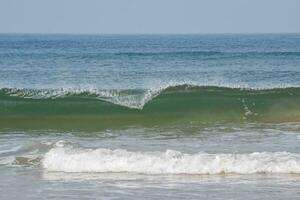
[{"x1": 1, "y1": 85, "x2": 300, "y2": 131}]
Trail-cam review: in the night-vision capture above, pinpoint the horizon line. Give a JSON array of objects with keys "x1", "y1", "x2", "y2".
[{"x1": 0, "y1": 32, "x2": 300, "y2": 36}]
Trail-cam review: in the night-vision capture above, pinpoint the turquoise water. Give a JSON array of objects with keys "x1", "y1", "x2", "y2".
[{"x1": 0, "y1": 34, "x2": 300, "y2": 199}]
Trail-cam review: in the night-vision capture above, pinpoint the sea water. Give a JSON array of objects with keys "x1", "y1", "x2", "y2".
[{"x1": 0, "y1": 34, "x2": 300, "y2": 199}]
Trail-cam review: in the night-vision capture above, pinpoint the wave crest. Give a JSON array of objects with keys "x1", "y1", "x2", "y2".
[{"x1": 1, "y1": 84, "x2": 300, "y2": 109}]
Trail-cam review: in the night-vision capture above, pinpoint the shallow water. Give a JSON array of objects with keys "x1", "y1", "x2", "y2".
[{"x1": 0, "y1": 123, "x2": 300, "y2": 199}]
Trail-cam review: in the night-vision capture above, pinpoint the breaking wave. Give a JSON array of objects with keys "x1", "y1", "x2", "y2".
[
  {"x1": 1, "y1": 84, "x2": 300, "y2": 109},
  {"x1": 42, "y1": 141, "x2": 300, "y2": 174},
  {"x1": 1, "y1": 84, "x2": 300, "y2": 130}
]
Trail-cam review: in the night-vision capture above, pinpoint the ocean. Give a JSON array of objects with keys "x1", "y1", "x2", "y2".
[{"x1": 0, "y1": 34, "x2": 300, "y2": 199}]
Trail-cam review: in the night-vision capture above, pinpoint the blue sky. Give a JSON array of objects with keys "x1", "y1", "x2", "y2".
[{"x1": 0, "y1": 0, "x2": 299, "y2": 34}]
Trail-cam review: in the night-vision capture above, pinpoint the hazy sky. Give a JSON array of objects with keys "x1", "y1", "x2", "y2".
[{"x1": 0, "y1": 0, "x2": 299, "y2": 34}]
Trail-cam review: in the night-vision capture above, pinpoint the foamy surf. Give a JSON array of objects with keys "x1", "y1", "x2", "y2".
[{"x1": 42, "y1": 142, "x2": 300, "y2": 174}]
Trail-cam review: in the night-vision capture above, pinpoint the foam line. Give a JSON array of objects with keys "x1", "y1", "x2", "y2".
[{"x1": 43, "y1": 143, "x2": 300, "y2": 174}]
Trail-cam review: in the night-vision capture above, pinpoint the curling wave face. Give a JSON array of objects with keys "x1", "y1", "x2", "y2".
[{"x1": 1, "y1": 84, "x2": 300, "y2": 130}]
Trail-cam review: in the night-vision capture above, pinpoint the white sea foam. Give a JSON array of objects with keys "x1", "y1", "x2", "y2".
[{"x1": 43, "y1": 142, "x2": 300, "y2": 174}]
